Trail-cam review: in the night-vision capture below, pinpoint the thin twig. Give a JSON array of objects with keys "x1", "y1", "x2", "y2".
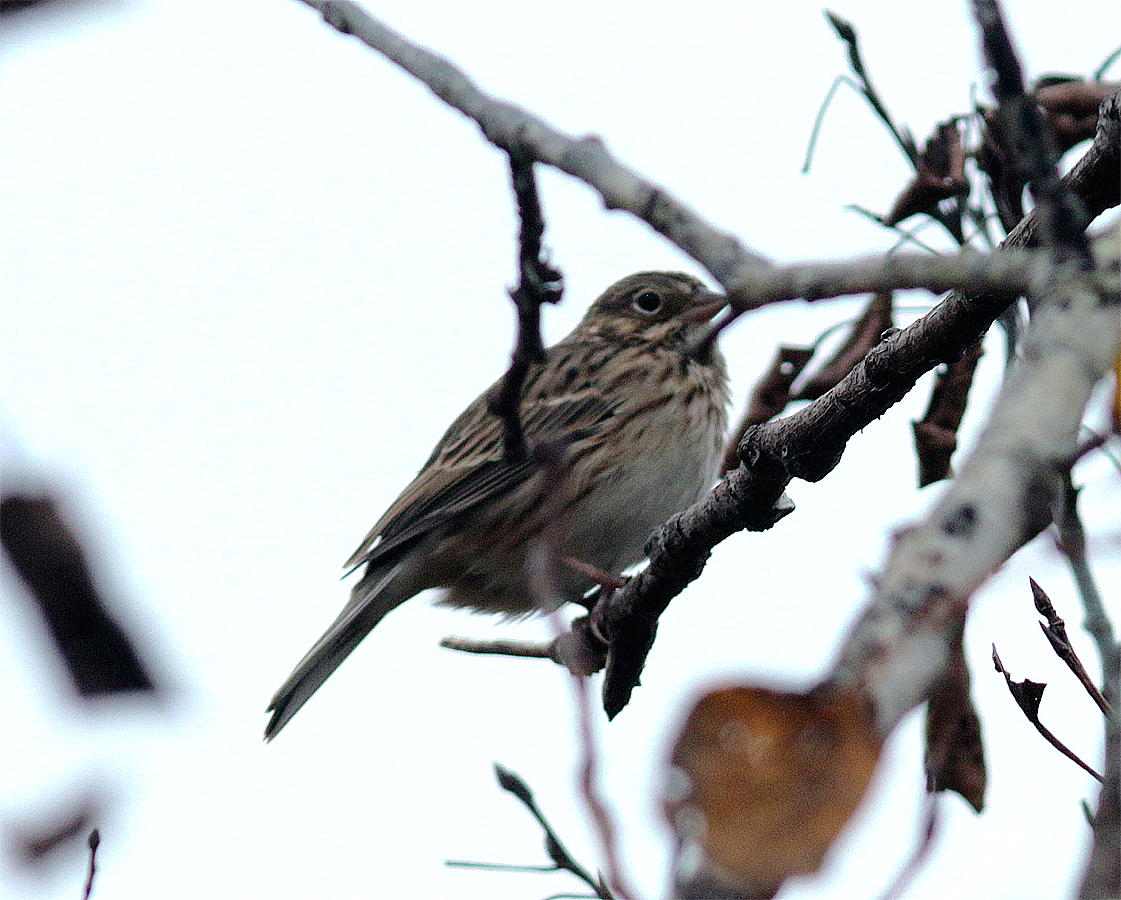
[
  {"x1": 445, "y1": 860, "x2": 557, "y2": 873},
  {"x1": 846, "y1": 204, "x2": 942, "y2": 254},
  {"x1": 1094, "y1": 45, "x2": 1121, "y2": 81},
  {"x1": 83, "y1": 829, "x2": 99, "y2": 900},
  {"x1": 822, "y1": 11, "x2": 917, "y2": 165},
  {"x1": 992, "y1": 645, "x2": 1103, "y2": 781},
  {"x1": 489, "y1": 153, "x2": 563, "y2": 460},
  {"x1": 1055, "y1": 475, "x2": 1120, "y2": 710},
  {"x1": 875, "y1": 797, "x2": 940, "y2": 900},
  {"x1": 1030, "y1": 577, "x2": 1113, "y2": 716},
  {"x1": 802, "y1": 74, "x2": 858, "y2": 173},
  {"x1": 491, "y1": 764, "x2": 612, "y2": 900}
]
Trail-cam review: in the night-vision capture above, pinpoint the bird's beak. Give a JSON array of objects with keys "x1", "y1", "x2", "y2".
[{"x1": 682, "y1": 291, "x2": 728, "y2": 323}]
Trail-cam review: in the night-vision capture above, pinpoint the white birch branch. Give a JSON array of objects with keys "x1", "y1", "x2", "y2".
[{"x1": 829, "y1": 223, "x2": 1121, "y2": 735}]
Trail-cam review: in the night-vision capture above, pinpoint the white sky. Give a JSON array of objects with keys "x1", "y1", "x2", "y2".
[{"x1": 2, "y1": 1, "x2": 1118, "y2": 898}]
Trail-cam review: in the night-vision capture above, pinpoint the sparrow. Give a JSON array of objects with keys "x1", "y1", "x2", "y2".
[{"x1": 265, "y1": 271, "x2": 729, "y2": 738}]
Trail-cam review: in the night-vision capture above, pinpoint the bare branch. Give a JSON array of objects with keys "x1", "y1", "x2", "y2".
[
  {"x1": 489, "y1": 154, "x2": 563, "y2": 461},
  {"x1": 83, "y1": 829, "x2": 99, "y2": 900},
  {"x1": 601, "y1": 106, "x2": 1119, "y2": 716},
  {"x1": 702, "y1": 242, "x2": 1116, "y2": 346},
  {"x1": 292, "y1": 0, "x2": 771, "y2": 288},
  {"x1": 490, "y1": 764, "x2": 613, "y2": 900}
]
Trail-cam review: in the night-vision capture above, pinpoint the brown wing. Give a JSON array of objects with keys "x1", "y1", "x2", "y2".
[{"x1": 344, "y1": 343, "x2": 618, "y2": 572}]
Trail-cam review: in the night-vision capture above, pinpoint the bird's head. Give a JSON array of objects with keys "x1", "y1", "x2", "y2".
[{"x1": 580, "y1": 272, "x2": 726, "y2": 351}]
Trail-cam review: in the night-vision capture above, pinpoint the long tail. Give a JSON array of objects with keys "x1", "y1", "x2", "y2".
[{"x1": 264, "y1": 562, "x2": 411, "y2": 740}]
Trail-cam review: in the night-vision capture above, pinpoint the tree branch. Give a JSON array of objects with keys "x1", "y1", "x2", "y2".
[
  {"x1": 826, "y1": 222, "x2": 1119, "y2": 739},
  {"x1": 489, "y1": 154, "x2": 562, "y2": 461},
  {"x1": 600, "y1": 99, "x2": 1119, "y2": 716},
  {"x1": 972, "y1": 0, "x2": 1092, "y2": 261},
  {"x1": 292, "y1": 0, "x2": 771, "y2": 288}
]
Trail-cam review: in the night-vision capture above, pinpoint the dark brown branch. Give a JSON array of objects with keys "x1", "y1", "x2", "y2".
[
  {"x1": 1, "y1": 494, "x2": 157, "y2": 697},
  {"x1": 1030, "y1": 577, "x2": 1112, "y2": 716},
  {"x1": 489, "y1": 154, "x2": 563, "y2": 461},
  {"x1": 600, "y1": 111, "x2": 1119, "y2": 716},
  {"x1": 924, "y1": 632, "x2": 986, "y2": 811},
  {"x1": 83, "y1": 829, "x2": 99, "y2": 900},
  {"x1": 992, "y1": 645, "x2": 1102, "y2": 781},
  {"x1": 1055, "y1": 475, "x2": 1120, "y2": 706}
]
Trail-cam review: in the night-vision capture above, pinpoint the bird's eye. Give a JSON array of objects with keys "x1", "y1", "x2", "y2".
[{"x1": 632, "y1": 290, "x2": 663, "y2": 315}]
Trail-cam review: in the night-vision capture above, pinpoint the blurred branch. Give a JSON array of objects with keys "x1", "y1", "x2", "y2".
[
  {"x1": 875, "y1": 798, "x2": 939, "y2": 900},
  {"x1": 83, "y1": 829, "x2": 99, "y2": 900},
  {"x1": 912, "y1": 341, "x2": 984, "y2": 487},
  {"x1": 490, "y1": 764, "x2": 613, "y2": 900},
  {"x1": 973, "y1": 0, "x2": 1091, "y2": 262},
  {"x1": 1, "y1": 494, "x2": 157, "y2": 698}
]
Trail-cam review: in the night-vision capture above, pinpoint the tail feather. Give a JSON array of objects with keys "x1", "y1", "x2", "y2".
[{"x1": 264, "y1": 562, "x2": 410, "y2": 740}]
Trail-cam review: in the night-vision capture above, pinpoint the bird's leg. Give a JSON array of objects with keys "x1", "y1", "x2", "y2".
[{"x1": 559, "y1": 556, "x2": 628, "y2": 598}]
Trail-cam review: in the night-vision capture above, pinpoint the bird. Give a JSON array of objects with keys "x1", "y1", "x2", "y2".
[{"x1": 265, "y1": 271, "x2": 729, "y2": 739}]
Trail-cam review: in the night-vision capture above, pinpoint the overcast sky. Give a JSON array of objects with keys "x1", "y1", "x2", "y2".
[{"x1": 2, "y1": 1, "x2": 1118, "y2": 898}]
